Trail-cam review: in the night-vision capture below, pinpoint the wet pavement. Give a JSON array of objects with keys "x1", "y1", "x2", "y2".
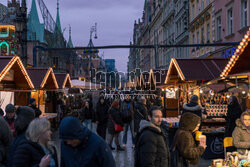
[{"x1": 51, "y1": 125, "x2": 211, "y2": 167}]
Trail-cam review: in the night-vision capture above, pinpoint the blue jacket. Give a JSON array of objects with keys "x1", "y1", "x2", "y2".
[{"x1": 60, "y1": 117, "x2": 115, "y2": 167}]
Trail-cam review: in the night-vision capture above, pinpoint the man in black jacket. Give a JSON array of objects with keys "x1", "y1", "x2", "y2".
[
  {"x1": 182, "y1": 95, "x2": 202, "y2": 118},
  {"x1": 135, "y1": 106, "x2": 170, "y2": 167}
]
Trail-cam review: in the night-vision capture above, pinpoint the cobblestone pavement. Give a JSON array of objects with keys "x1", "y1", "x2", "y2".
[{"x1": 51, "y1": 125, "x2": 211, "y2": 167}]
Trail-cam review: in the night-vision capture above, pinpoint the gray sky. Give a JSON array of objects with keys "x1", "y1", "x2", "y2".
[{"x1": 2, "y1": 0, "x2": 145, "y2": 72}]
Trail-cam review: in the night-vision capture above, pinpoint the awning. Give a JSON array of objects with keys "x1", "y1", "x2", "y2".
[
  {"x1": 0, "y1": 56, "x2": 34, "y2": 90},
  {"x1": 71, "y1": 79, "x2": 102, "y2": 89}
]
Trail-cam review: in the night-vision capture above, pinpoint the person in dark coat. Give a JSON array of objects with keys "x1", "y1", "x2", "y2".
[
  {"x1": 108, "y1": 100, "x2": 125, "y2": 151},
  {"x1": 8, "y1": 106, "x2": 35, "y2": 167},
  {"x1": 28, "y1": 98, "x2": 42, "y2": 118},
  {"x1": 12, "y1": 118, "x2": 58, "y2": 167},
  {"x1": 182, "y1": 95, "x2": 202, "y2": 118},
  {"x1": 172, "y1": 112, "x2": 205, "y2": 166},
  {"x1": 134, "y1": 106, "x2": 170, "y2": 167},
  {"x1": 59, "y1": 116, "x2": 115, "y2": 167},
  {"x1": 81, "y1": 101, "x2": 94, "y2": 130},
  {"x1": 96, "y1": 96, "x2": 109, "y2": 140},
  {"x1": 0, "y1": 108, "x2": 4, "y2": 117},
  {"x1": 0, "y1": 117, "x2": 13, "y2": 167},
  {"x1": 225, "y1": 96, "x2": 243, "y2": 138},
  {"x1": 4, "y1": 104, "x2": 16, "y2": 135},
  {"x1": 134, "y1": 97, "x2": 148, "y2": 136}
]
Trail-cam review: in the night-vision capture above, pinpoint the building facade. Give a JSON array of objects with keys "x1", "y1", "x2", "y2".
[
  {"x1": 213, "y1": 0, "x2": 249, "y2": 58},
  {"x1": 105, "y1": 59, "x2": 115, "y2": 72},
  {"x1": 189, "y1": 0, "x2": 213, "y2": 58},
  {"x1": 0, "y1": 3, "x2": 7, "y2": 21}
]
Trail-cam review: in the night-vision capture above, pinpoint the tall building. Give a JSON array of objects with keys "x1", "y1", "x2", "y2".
[
  {"x1": 105, "y1": 59, "x2": 115, "y2": 72},
  {"x1": 0, "y1": 3, "x2": 7, "y2": 21},
  {"x1": 189, "y1": 0, "x2": 213, "y2": 58},
  {"x1": 213, "y1": 0, "x2": 249, "y2": 58}
]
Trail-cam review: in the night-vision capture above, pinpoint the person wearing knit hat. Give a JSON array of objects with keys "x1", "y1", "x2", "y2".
[
  {"x1": 4, "y1": 104, "x2": 16, "y2": 135},
  {"x1": 8, "y1": 106, "x2": 35, "y2": 167},
  {"x1": 182, "y1": 95, "x2": 202, "y2": 118},
  {"x1": 28, "y1": 98, "x2": 42, "y2": 118}
]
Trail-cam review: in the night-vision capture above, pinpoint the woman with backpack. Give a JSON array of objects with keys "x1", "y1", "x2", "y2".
[{"x1": 107, "y1": 100, "x2": 125, "y2": 151}]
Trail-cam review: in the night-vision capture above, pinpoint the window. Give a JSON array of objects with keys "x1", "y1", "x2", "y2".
[
  {"x1": 207, "y1": 23, "x2": 210, "y2": 42},
  {"x1": 201, "y1": 27, "x2": 204, "y2": 43},
  {"x1": 196, "y1": 0, "x2": 199, "y2": 16},
  {"x1": 197, "y1": 30, "x2": 199, "y2": 44},
  {"x1": 192, "y1": 33, "x2": 195, "y2": 44},
  {"x1": 241, "y1": 0, "x2": 248, "y2": 28},
  {"x1": 227, "y1": 8, "x2": 233, "y2": 35},
  {"x1": 206, "y1": 0, "x2": 209, "y2": 6},
  {"x1": 201, "y1": 0, "x2": 204, "y2": 10},
  {"x1": 192, "y1": 4, "x2": 195, "y2": 19},
  {"x1": 217, "y1": 16, "x2": 221, "y2": 40}
]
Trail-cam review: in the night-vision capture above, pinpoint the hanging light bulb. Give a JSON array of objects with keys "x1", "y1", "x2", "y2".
[
  {"x1": 242, "y1": 91, "x2": 246, "y2": 95},
  {"x1": 189, "y1": 92, "x2": 192, "y2": 95},
  {"x1": 174, "y1": 87, "x2": 178, "y2": 91},
  {"x1": 200, "y1": 89, "x2": 203, "y2": 94},
  {"x1": 226, "y1": 95, "x2": 230, "y2": 99}
]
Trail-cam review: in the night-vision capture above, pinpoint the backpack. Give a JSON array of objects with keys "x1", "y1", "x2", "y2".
[{"x1": 121, "y1": 102, "x2": 132, "y2": 123}]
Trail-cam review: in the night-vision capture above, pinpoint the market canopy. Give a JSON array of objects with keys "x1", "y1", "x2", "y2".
[
  {"x1": 26, "y1": 67, "x2": 58, "y2": 90},
  {"x1": 71, "y1": 79, "x2": 102, "y2": 89},
  {"x1": 0, "y1": 56, "x2": 34, "y2": 90},
  {"x1": 221, "y1": 29, "x2": 250, "y2": 78},
  {"x1": 165, "y1": 58, "x2": 228, "y2": 84},
  {"x1": 55, "y1": 73, "x2": 72, "y2": 89}
]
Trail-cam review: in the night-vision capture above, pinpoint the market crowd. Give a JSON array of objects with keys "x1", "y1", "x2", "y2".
[{"x1": 0, "y1": 93, "x2": 249, "y2": 167}]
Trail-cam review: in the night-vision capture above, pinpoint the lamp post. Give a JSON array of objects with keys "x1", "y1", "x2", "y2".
[{"x1": 15, "y1": 0, "x2": 27, "y2": 66}]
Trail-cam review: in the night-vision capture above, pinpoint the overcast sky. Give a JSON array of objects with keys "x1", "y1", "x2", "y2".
[{"x1": 2, "y1": 0, "x2": 145, "y2": 72}]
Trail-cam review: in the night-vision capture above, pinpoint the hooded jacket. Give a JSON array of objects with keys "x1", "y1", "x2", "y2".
[
  {"x1": 232, "y1": 112, "x2": 250, "y2": 153},
  {"x1": 59, "y1": 117, "x2": 115, "y2": 167},
  {"x1": 96, "y1": 98, "x2": 109, "y2": 125},
  {"x1": 0, "y1": 117, "x2": 13, "y2": 167},
  {"x1": 182, "y1": 102, "x2": 202, "y2": 118},
  {"x1": 172, "y1": 113, "x2": 204, "y2": 165},
  {"x1": 135, "y1": 120, "x2": 170, "y2": 167}
]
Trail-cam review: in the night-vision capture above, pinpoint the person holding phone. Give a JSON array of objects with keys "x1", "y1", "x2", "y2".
[
  {"x1": 172, "y1": 112, "x2": 206, "y2": 166},
  {"x1": 12, "y1": 118, "x2": 58, "y2": 167}
]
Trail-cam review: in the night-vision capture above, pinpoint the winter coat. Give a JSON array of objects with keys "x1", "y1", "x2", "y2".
[
  {"x1": 96, "y1": 102, "x2": 109, "y2": 125},
  {"x1": 134, "y1": 102, "x2": 148, "y2": 134},
  {"x1": 120, "y1": 100, "x2": 134, "y2": 123},
  {"x1": 182, "y1": 102, "x2": 202, "y2": 118},
  {"x1": 172, "y1": 113, "x2": 204, "y2": 165},
  {"x1": 59, "y1": 117, "x2": 115, "y2": 167},
  {"x1": 81, "y1": 107, "x2": 94, "y2": 120},
  {"x1": 225, "y1": 101, "x2": 242, "y2": 137},
  {"x1": 4, "y1": 116, "x2": 15, "y2": 136},
  {"x1": 8, "y1": 133, "x2": 27, "y2": 167},
  {"x1": 12, "y1": 140, "x2": 58, "y2": 167},
  {"x1": 108, "y1": 107, "x2": 124, "y2": 135},
  {"x1": 232, "y1": 118, "x2": 250, "y2": 153},
  {"x1": 0, "y1": 117, "x2": 13, "y2": 167},
  {"x1": 135, "y1": 120, "x2": 170, "y2": 167},
  {"x1": 29, "y1": 105, "x2": 42, "y2": 118}
]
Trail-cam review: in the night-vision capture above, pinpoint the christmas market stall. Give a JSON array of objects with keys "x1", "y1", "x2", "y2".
[
  {"x1": 164, "y1": 57, "x2": 229, "y2": 159},
  {"x1": 0, "y1": 56, "x2": 34, "y2": 110},
  {"x1": 27, "y1": 67, "x2": 58, "y2": 120}
]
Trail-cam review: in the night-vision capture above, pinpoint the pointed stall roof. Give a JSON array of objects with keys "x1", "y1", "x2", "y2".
[
  {"x1": 165, "y1": 58, "x2": 228, "y2": 84},
  {"x1": 140, "y1": 72, "x2": 150, "y2": 88},
  {"x1": 0, "y1": 56, "x2": 34, "y2": 90},
  {"x1": 27, "y1": 0, "x2": 45, "y2": 43},
  {"x1": 55, "y1": 73, "x2": 72, "y2": 89},
  {"x1": 26, "y1": 67, "x2": 58, "y2": 90},
  {"x1": 148, "y1": 69, "x2": 168, "y2": 87},
  {"x1": 221, "y1": 28, "x2": 250, "y2": 78}
]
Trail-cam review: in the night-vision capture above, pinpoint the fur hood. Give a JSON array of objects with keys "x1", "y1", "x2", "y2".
[
  {"x1": 236, "y1": 118, "x2": 250, "y2": 133},
  {"x1": 183, "y1": 103, "x2": 201, "y2": 111},
  {"x1": 139, "y1": 120, "x2": 161, "y2": 133},
  {"x1": 179, "y1": 112, "x2": 201, "y2": 131}
]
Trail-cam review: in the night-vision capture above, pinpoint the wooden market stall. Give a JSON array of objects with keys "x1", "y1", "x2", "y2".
[
  {"x1": 55, "y1": 73, "x2": 72, "y2": 90},
  {"x1": 220, "y1": 28, "x2": 250, "y2": 110},
  {"x1": 27, "y1": 67, "x2": 58, "y2": 115},
  {"x1": 0, "y1": 56, "x2": 34, "y2": 108}
]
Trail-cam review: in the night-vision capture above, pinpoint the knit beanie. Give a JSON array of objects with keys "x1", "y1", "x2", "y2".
[{"x1": 5, "y1": 104, "x2": 16, "y2": 114}]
